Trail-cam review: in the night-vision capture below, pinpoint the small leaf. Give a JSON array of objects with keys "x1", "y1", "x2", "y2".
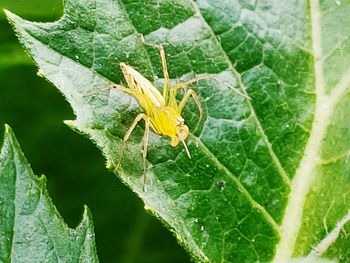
[
  {"x1": 5, "y1": 0, "x2": 350, "y2": 262},
  {"x1": 0, "y1": 125, "x2": 99, "y2": 263}
]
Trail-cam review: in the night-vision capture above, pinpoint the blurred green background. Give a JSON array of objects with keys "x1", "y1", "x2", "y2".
[{"x1": 0, "y1": 1, "x2": 190, "y2": 262}]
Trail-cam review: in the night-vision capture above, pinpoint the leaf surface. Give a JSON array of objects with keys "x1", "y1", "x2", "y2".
[
  {"x1": 0, "y1": 125, "x2": 98, "y2": 263},
  {"x1": 5, "y1": 0, "x2": 350, "y2": 262}
]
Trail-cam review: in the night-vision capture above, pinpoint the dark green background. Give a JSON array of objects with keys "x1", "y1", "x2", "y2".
[{"x1": 0, "y1": 1, "x2": 190, "y2": 262}]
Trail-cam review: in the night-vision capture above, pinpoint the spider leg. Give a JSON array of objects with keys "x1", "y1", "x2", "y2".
[
  {"x1": 178, "y1": 89, "x2": 203, "y2": 121},
  {"x1": 171, "y1": 77, "x2": 208, "y2": 117},
  {"x1": 83, "y1": 84, "x2": 143, "y2": 98},
  {"x1": 116, "y1": 113, "x2": 151, "y2": 191},
  {"x1": 139, "y1": 35, "x2": 171, "y2": 101},
  {"x1": 142, "y1": 118, "x2": 150, "y2": 191}
]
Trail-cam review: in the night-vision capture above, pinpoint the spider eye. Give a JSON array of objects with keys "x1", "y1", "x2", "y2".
[
  {"x1": 177, "y1": 125, "x2": 189, "y2": 141},
  {"x1": 177, "y1": 117, "x2": 185, "y2": 126}
]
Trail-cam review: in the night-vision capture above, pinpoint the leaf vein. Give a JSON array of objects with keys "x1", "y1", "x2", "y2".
[
  {"x1": 190, "y1": 0, "x2": 292, "y2": 188},
  {"x1": 191, "y1": 135, "x2": 280, "y2": 233},
  {"x1": 309, "y1": 208, "x2": 350, "y2": 257}
]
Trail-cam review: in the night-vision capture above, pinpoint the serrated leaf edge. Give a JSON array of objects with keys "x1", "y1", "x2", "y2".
[{"x1": 0, "y1": 125, "x2": 99, "y2": 262}]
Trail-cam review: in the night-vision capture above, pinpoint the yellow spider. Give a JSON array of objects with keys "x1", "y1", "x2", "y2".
[{"x1": 104, "y1": 37, "x2": 247, "y2": 188}]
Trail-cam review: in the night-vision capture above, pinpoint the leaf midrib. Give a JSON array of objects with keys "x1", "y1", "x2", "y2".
[{"x1": 273, "y1": 0, "x2": 350, "y2": 261}]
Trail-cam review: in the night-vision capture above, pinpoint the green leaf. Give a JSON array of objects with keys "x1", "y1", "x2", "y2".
[
  {"x1": 0, "y1": 125, "x2": 99, "y2": 263},
  {"x1": 4, "y1": 0, "x2": 350, "y2": 262}
]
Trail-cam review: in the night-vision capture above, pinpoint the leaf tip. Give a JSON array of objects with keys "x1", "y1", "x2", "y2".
[
  {"x1": 3, "y1": 10, "x2": 25, "y2": 40},
  {"x1": 3, "y1": 124, "x2": 16, "y2": 146},
  {"x1": 4, "y1": 123, "x2": 12, "y2": 135},
  {"x1": 3, "y1": 9, "x2": 12, "y2": 17},
  {"x1": 37, "y1": 69, "x2": 45, "y2": 78},
  {"x1": 83, "y1": 205, "x2": 93, "y2": 220},
  {"x1": 3, "y1": 9, "x2": 20, "y2": 24},
  {"x1": 64, "y1": 120, "x2": 79, "y2": 130},
  {"x1": 81, "y1": 205, "x2": 95, "y2": 231},
  {"x1": 64, "y1": 120, "x2": 89, "y2": 137},
  {"x1": 38, "y1": 174, "x2": 48, "y2": 188},
  {"x1": 106, "y1": 160, "x2": 114, "y2": 170}
]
